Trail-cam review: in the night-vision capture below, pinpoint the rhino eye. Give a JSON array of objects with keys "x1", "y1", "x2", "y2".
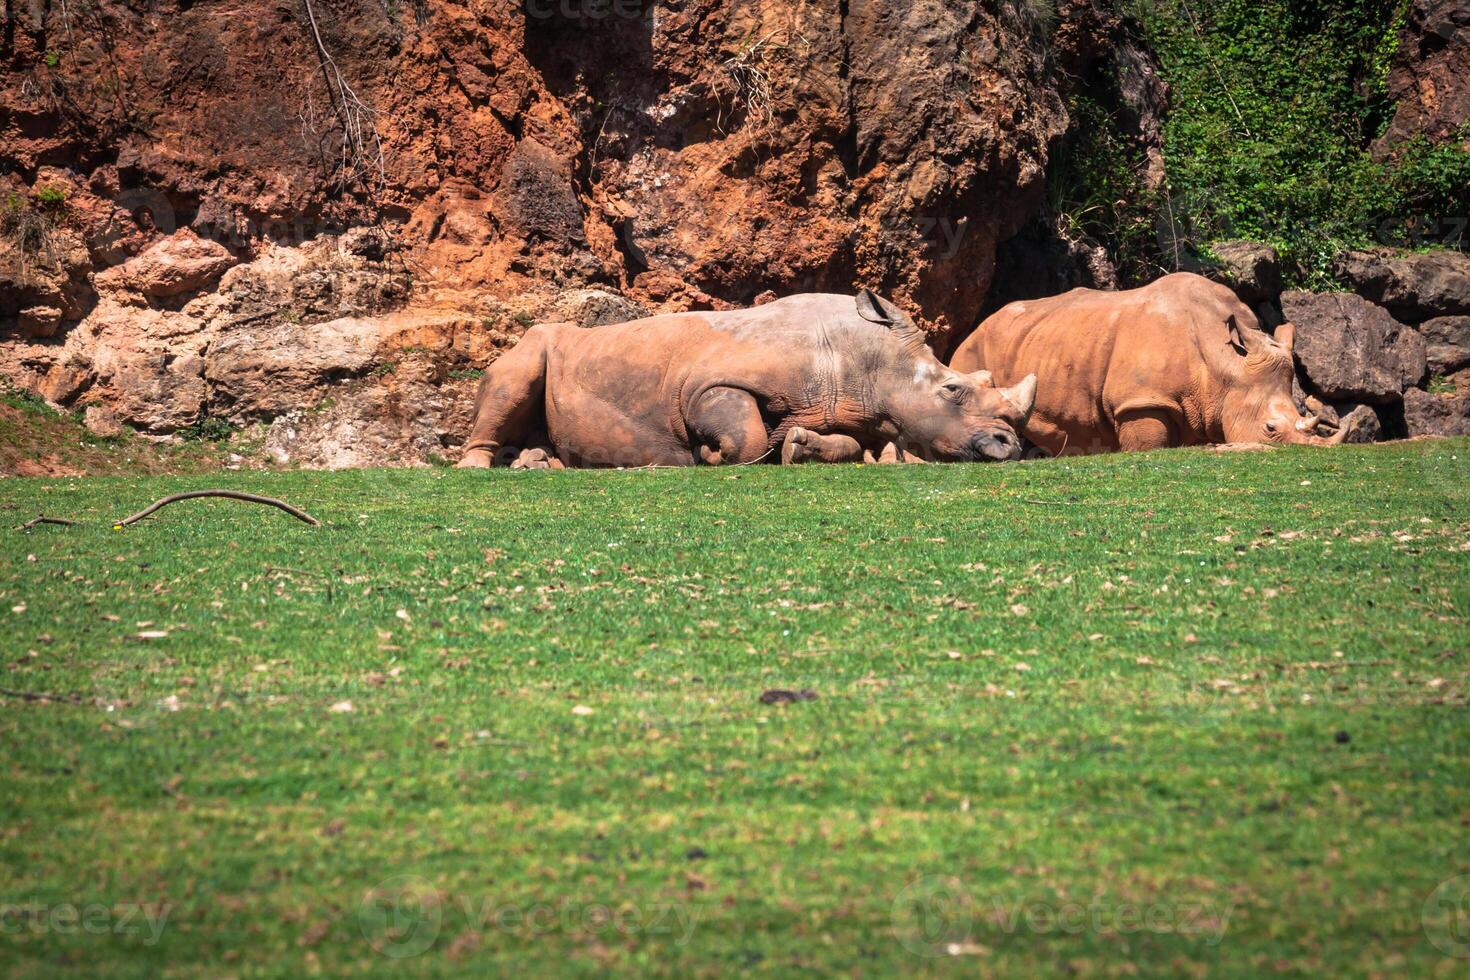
[{"x1": 941, "y1": 383, "x2": 964, "y2": 395}]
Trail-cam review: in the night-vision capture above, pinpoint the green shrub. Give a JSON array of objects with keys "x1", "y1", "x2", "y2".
[
  {"x1": 181, "y1": 416, "x2": 234, "y2": 442},
  {"x1": 32, "y1": 185, "x2": 68, "y2": 209}
]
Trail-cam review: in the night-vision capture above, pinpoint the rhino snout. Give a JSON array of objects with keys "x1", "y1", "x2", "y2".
[{"x1": 972, "y1": 428, "x2": 1022, "y2": 462}]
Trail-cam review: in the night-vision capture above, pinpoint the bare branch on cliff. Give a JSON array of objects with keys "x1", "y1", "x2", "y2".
[
  {"x1": 301, "y1": 0, "x2": 387, "y2": 190},
  {"x1": 719, "y1": 31, "x2": 781, "y2": 133}
]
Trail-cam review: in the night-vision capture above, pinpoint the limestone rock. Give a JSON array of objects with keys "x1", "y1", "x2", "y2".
[
  {"x1": 17, "y1": 306, "x2": 63, "y2": 337},
  {"x1": 94, "y1": 231, "x2": 236, "y2": 300},
  {"x1": 1373, "y1": 0, "x2": 1470, "y2": 157},
  {"x1": 1337, "y1": 404, "x2": 1383, "y2": 444},
  {"x1": 1206, "y1": 240, "x2": 1282, "y2": 304},
  {"x1": 552, "y1": 289, "x2": 651, "y2": 328}
]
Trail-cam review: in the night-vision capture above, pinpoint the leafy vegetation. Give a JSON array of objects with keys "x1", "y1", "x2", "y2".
[
  {"x1": 1048, "y1": 92, "x2": 1164, "y2": 286},
  {"x1": 2, "y1": 442, "x2": 1467, "y2": 974},
  {"x1": 179, "y1": 416, "x2": 235, "y2": 443},
  {"x1": 1054, "y1": 0, "x2": 1470, "y2": 288}
]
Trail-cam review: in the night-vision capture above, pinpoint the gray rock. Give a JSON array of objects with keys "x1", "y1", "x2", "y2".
[
  {"x1": 1403, "y1": 387, "x2": 1470, "y2": 438},
  {"x1": 553, "y1": 289, "x2": 651, "y2": 328},
  {"x1": 1337, "y1": 404, "x2": 1382, "y2": 444},
  {"x1": 1207, "y1": 240, "x2": 1282, "y2": 304},
  {"x1": 1334, "y1": 249, "x2": 1470, "y2": 322},
  {"x1": 1420, "y1": 316, "x2": 1470, "y2": 375},
  {"x1": 1281, "y1": 291, "x2": 1427, "y2": 403}
]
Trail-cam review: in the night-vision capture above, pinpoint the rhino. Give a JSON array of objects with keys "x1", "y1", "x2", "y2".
[
  {"x1": 457, "y1": 291, "x2": 1037, "y2": 469},
  {"x1": 949, "y1": 273, "x2": 1359, "y2": 455}
]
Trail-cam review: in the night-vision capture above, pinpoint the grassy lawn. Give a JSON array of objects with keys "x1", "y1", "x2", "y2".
[{"x1": 2, "y1": 441, "x2": 1468, "y2": 977}]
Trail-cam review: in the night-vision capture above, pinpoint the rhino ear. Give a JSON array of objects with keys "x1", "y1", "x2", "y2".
[
  {"x1": 855, "y1": 288, "x2": 896, "y2": 325},
  {"x1": 1226, "y1": 314, "x2": 1249, "y2": 355},
  {"x1": 1000, "y1": 374, "x2": 1037, "y2": 418}
]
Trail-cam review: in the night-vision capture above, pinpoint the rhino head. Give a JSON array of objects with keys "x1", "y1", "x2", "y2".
[
  {"x1": 884, "y1": 367, "x2": 1038, "y2": 462},
  {"x1": 1222, "y1": 320, "x2": 1350, "y2": 446},
  {"x1": 855, "y1": 292, "x2": 1036, "y2": 462}
]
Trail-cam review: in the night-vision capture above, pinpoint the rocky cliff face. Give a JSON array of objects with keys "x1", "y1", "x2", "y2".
[
  {"x1": 1373, "y1": 0, "x2": 1470, "y2": 159},
  {"x1": 2, "y1": 0, "x2": 1128, "y2": 466}
]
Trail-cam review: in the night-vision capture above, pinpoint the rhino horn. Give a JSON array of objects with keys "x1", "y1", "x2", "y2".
[
  {"x1": 1000, "y1": 374, "x2": 1038, "y2": 418},
  {"x1": 1275, "y1": 322, "x2": 1296, "y2": 352}
]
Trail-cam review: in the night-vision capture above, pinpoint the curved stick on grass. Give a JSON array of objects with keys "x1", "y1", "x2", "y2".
[
  {"x1": 19, "y1": 515, "x2": 78, "y2": 530},
  {"x1": 115, "y1": 490, "x2": 321, "y2": 528}
]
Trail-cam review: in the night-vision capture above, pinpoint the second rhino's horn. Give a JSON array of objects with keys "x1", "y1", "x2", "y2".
[{"x1": 1000, "y1": 374, "x2": 1038, "y2": 417}]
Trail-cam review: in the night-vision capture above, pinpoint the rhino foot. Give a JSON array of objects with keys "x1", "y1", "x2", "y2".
[
  {"x1": 457, "y1": 448, "x2": 496, "y2": 469},
  {"x1": 781, "y1": 427, "x2": 865, "y2": 465},
  {"x1": 781, "y1": 427, "x2": 814, "y2": 465},
  {"x1": 509, "y1": 447, "x2": 562, "y2": 470}
]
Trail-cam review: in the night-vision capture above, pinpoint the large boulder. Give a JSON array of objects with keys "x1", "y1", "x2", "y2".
[
  {"x1": 1421, "y1": 316, "x2": 1470, "y2": 376},
  {"x1": 1281, "y1": 291, "x2": 1427, "y2": 403},
  {"x1": 1403, "y1": 387, "x2": 1470, "y2": 438},
  {"x1": 1205, "y1": 240, "x2": 1282, "y2": 304},
  {"x1": 1334, "y1": 249, "x2": 1470, "y2": 323}
]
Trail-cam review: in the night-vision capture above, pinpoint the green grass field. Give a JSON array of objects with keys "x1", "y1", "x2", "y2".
[{"x1": 2, "y1": 442, "x2": 1468, "y2": 977}]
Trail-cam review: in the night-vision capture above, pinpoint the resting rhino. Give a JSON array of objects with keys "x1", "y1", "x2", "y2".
[
  {"x1": 457, "y1": 291, "x2": 1037, "y2": 469},
  {"x1": 949, "y1": 273, "x2": 1357, "y2": 455}
]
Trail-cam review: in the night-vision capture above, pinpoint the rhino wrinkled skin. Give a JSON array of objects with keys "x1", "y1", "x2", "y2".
[
  {"x1": 950, "y1": 273, "x2": 1354, "y2": 455},
  {"x1": 458, "y1": 292, "x2": 1037, "y2": 469}
]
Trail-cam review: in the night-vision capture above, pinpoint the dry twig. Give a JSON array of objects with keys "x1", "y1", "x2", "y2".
[
  {"x1": 115, "y1": 491, "x2": 321, "y2": 527},
  {"x1": 0, "y1": 686, "x2": 86, "y2": 704},
  {"x1": 19, "y1": 515, "x2": 78, "y2": 530}
]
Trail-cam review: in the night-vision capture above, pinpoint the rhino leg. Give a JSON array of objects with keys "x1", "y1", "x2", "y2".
[
  {"x1": 458, "y1": 324, "x2": 558, "y2": 468},
  {"x1": 1116, "y1": 408, "x2": 1179, "y2": 453},
  {"x1": 781, "y1": 427, "x2": 865, "y2": 465},
  {"x1": 687, "y1": 386, "x2": 771, "y2": 465}
]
